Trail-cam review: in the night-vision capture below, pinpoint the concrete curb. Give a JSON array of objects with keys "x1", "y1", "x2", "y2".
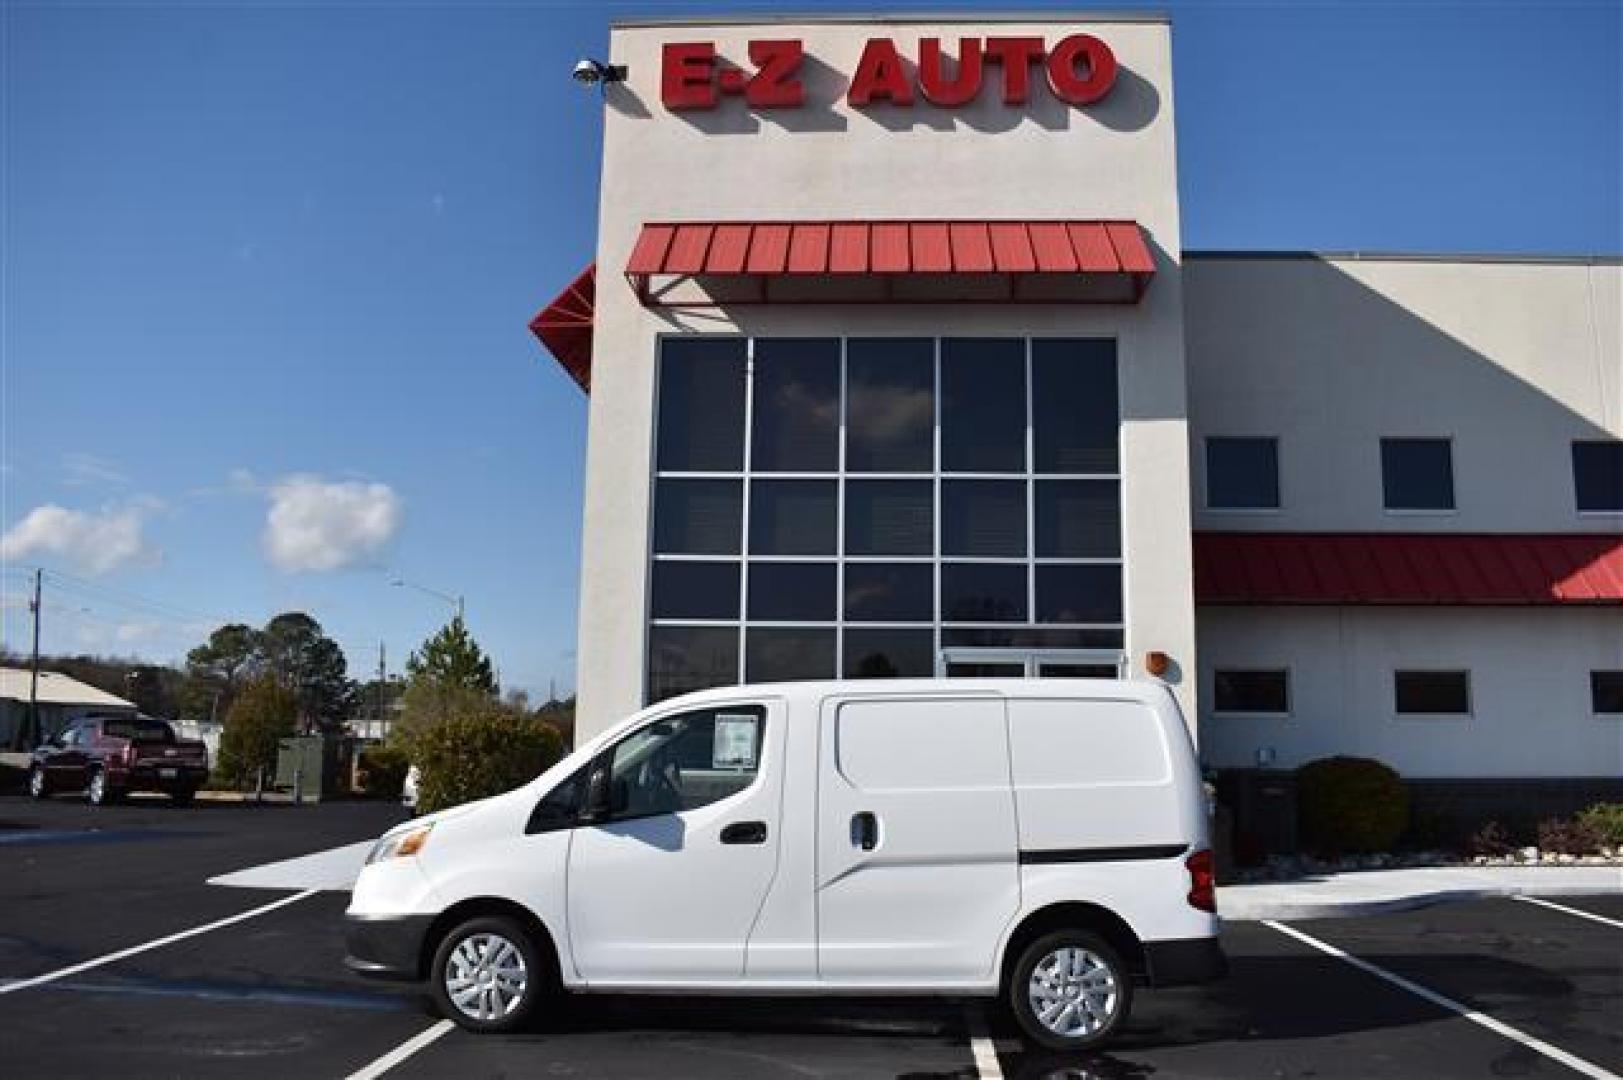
[
  {"x1": 195, "y1": 790, "x2": 322, "y2": 805},
  {"x1": 1219, "y1": 872, "x2": 1622, "y2": 921}
]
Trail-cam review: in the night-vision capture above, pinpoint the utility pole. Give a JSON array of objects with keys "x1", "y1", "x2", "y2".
[
  {"x1": 376, "y1": 641, "x2": 387, "y2": 739},
  {"x1": 26, "y1": 568, "x2": 41, "y2": 750}
]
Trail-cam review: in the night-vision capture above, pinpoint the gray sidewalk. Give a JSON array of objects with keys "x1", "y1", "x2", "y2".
[{"x1": 1219, "y1": 865, "x2": 1622, "y2": 920}]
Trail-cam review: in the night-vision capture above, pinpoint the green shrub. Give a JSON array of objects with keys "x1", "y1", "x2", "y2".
[
  {"x1": 1466, "y1": 820, "x2": 1515, "y2": 858},
  {"x1": 1296, "y1": 756, "x2": 1409, "y2": 856},
  {"x1": 357, "y1": 744, "x2": 411, "y2": 799},
  {"x1": 217, "y1": 678, "x2": 298, "y2": 788},
  {"x1": 412, "y1": 708, "x2": 565, "y2": 814},
  {"x1": 1575, "y1": 802, "x2": 1623, "y2": 849},
  {"x1": 1536, "y1": 817, "x2": 1602, "y2": 856}
]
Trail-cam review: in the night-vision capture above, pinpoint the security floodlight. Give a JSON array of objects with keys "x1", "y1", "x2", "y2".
[{"x1": 572, "y1": 58, "x2": 626, "y2": 87}]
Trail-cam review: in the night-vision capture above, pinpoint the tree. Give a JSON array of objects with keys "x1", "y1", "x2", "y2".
[
  {"x1": 405, "y1": 617, "x2": 496, "y2": 696},
  {"x1": 261, "y1": 613, "x2": 354, "y2": 734},
  {"x1": 217, "y1": 677, "x2": 298, "y2": 787},
  {"x1": 185, "y1": 623, "x2": 262, "y2": 695}
]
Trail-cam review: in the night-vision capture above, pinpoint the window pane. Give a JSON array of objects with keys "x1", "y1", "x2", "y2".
[
  {"x1": 844, "y1": 563, "x2": 933, "y2": 622},
  {"x1": 745, "y1": 629, "x2": 836, "y2": 682},
  {"x1": 1590, "y1": 671, "x2": 1623, "y2": 714},
  {"x1": 942, "y1": 563, "x2": 1028, "y2": 622},
  {"x1": 943, "y1": 480, "x2": 1026, "y2": 557},
  {"x1": 1573, "y1": 441, "x2": 1623, "y2": 512},
  {"x1": 847, "y1": 338, "x2": 933, "y2": 472},
  {"x1": 1033, "y1": 339, "x2": 1118, "y2": 473},
  {"x1": 845, "y1": 480, "x2": 932, "y2": 556},
  {"x1": 1206, "y1": 437, "x2": 1280, "y2": 510},
  {"x1": 942, "y1": 627, "x2": 1123, "y2": 649},
  {"x1": 1035, "y1": 480, "x2": 1120, "y2": 557},
  {"x1": 752, "y1": 338, "x2": 840, "y2": 472},
  {"x1": 656, "y1": 338, "x2": 746, "y2": 471},
  {"x1": 607, "y1": 706, "x2": 764, "y2": 818},
  {"x1": 650, "y1": 561, "x2": 739, "y2": 620},
  {"x1": 1213, "y1": 670, "x2": 1290, "y2": 714},
  {"x1": 749, "y1": 480, "x2": 836, "y2": 555},
  {"x1": 843, "y1": 629, "x2": 936, "y2": 678},
  {"x1": 654, "y1": 479, "x2": 742, "y2": 555},
  {"x1": 647, "y1": 627, "x2": 738, "y2": 703},
  {"x1": 1394, "y1": 671, "x2": 1470, "y2": 714},
  {"x1": 1382, "y1": 438, "x2": 1455, "y2": 511},
  {"x1": 1036, "y1": 565, "x2": 1122, "y2": 624},
  {"x1": 747, "y1": 562, "x2": 836, "y2": 622},
  {"x1": 942, "y1": 339, "x2": 1025, "y2": 472}
]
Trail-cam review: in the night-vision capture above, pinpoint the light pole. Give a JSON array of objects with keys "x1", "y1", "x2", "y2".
[{"x1": 390, "y1": 578, "x2": 464, "y2": 622}]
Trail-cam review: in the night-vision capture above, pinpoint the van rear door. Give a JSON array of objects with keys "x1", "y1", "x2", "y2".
[{"x1": 815, "y1": 694, "x2": 1019, "y2": 982}]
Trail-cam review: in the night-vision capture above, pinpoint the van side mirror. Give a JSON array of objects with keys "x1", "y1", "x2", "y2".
[{"x1": 582, "y1": 763, "x2": 611, "y2": 823}]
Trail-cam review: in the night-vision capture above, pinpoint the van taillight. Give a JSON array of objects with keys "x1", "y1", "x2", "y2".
[{"x1": 1185, "y1": 849, "x2": 1216, "y2": 913}]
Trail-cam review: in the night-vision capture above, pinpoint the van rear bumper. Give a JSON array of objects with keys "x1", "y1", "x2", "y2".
[
  {"x1": 343, "y1": 913, "x2": 434, "y2": 981},
  {"x1": 1144, "y1": 936, "x2": 1227, "y2": 986}
]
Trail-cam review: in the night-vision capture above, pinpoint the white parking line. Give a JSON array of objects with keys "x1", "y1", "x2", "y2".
[
  {"x1": 0, "y1": 888, "x2": 318, "y2": 997},
  {"x1": 344, "y1": 1019, "x2": 455, "y2": 1080},
  {"x1": 1514, "y1": 895, "x2": 1623, "y2": 930},
  {"x1": 1264, "y1": 919, "x2": 1621, "y2": 1080},
  {"x1": 964, "y1": 1006, "x2": 1005, "y2": 1079}
]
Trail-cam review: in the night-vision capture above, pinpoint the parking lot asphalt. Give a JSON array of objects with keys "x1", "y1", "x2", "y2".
[{"x1": 2, "y1": 795, "x2": 1618, "y2": 1080}]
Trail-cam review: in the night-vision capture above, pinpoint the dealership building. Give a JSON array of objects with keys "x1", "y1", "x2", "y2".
[{"x1": 532, "y1": 14, "x2": 1622, "y2": 820}]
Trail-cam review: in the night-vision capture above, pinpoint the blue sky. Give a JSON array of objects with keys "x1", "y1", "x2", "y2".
[{"x1": 3, "y1": 0, "x2": 1619, "y2": 699}]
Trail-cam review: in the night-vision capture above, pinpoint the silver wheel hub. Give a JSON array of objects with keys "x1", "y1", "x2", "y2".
[
  {"x1": 1028, "y1": 946, "x2": 1120, "y2": 1039},
  {"x1": 444, "y1": 932, "x2": 528, "y2": 1022}
]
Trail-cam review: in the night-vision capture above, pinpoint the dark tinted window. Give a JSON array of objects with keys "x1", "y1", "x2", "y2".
[
  {"x1": 942, "y1": 627, "x2": 1124, "y2": 649},
  {"x1": 1591, "y1": 671, "x2": 1623, "y2": 714},
  {"x1": 1573, "y1": 441, "x2": 1623, "y2": 512},
  {"x1": 1382, "y1": 438, "x2": 1455, "y2": 511},
  {"x1": 942, "y1": 563, "x2": 1027, "y2": 622},
  {"x1": 1213, "y1": 670, "x2": 1291, "y2": 714},
  {"x1": 745, "y1": 628, "x2": 836, "y2": 682},
  {"x1": 527, "y1": 764, "x2": 588, "y2": 834},
  {"x1": 104, "y1": 716, "x2": 174, "y2": 743},
  {"x1": 1033, "y1": 339, "x2": 1118, "y2": 473},
  {"x1": 844, "y1": 562, "x2": 933, "y2": 622},
  {"x1": 843, "y1": 629, "x2": 936, "y2": 678},
  {"x1": 942, "y1": 339, "x2": 1025, "y2": 472},
  {"x1": 656, "y1": 338, "x2": 746, "y2": 471},
  {"x1": 1206, "y1": 437, "x2": 1280, "y2": 510},
  {"x1": 1035, "y1": 480, "x2": 1120, "y2": 557},
  {"x1": 654, "y1": 479, "x2": 742, "y2": 555},
  {"x1": 942, "y1": 480, "x2": 1026, "y2": 557},
  {"x1": 845, "y1": 480, "x2": 932, "y2": 556},
  {"x1": 749, "y1": 480, "x2": 836, "y2": 555},
  {"x1": 747, "y1": 563, "x2": 837, "y2": 622},
  {"x1": 647, "y1": 627, "x2": 739, "y2": 703},
  {"x1": 1394, "y1": 670, "x2": 1471, "y2": 714},
  {"x1": 1036, "y1": 564, "x2": 1122, "y2": 624},
  {"x1": 752, "y1": 339, "x2": 840, "y2": 472},
  {"x1": 847, "y1": 339, "x2": 934, "y2": 472},
  {"x1": 650, "y1": 562, "x2": 739, "y2": 620}
]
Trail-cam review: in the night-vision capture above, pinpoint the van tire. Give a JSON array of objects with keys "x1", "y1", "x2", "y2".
[
  {"x1": 429, "y1": 915, "x2": 548, "y2": 1034},
  {"x1": 1007, "y1": 929, "x2": 1133, "y2": 1052}
]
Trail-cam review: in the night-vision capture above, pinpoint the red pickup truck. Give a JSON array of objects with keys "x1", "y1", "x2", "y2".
[{"x1": 28, "y1": 714, "x2": 209, "y2": 806}]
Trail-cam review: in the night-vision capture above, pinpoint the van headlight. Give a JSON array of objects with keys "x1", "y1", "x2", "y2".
[{"x1": 366, "y1": 823, "x2": 433, "y2": 865}]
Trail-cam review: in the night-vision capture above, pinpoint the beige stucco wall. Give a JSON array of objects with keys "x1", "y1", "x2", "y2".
[
  {"x1": 575, "y1": 16, "x2": 1195, "y2": 739},
  {"x1": 1186, "y1": 256, "x2": 1622, "y2": 532}
]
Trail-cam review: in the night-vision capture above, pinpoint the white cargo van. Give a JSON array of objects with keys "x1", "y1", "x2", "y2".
[{"x1": 345, "y1": 679, "x2": 1225, "y2": 1050}]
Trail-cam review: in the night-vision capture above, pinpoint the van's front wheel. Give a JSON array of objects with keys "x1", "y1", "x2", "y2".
[
  {"x1": 1008, "y1": 930, "x2": 1133, "y2": 1052},
  {"x1": 430, "y1": 916, "x2": 546, "y2": 1034}
]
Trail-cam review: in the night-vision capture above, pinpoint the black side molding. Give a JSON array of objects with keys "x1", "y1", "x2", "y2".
[{"x1": 1018, "y1": 844, "x2": 1188, "y2": 865}]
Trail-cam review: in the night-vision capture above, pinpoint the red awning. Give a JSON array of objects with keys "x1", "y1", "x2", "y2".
[
  {"x1": 529, "y1": 264, "x2": 596, "y2": 391},
  {"x1": 626, "y1": 220, "x2": 1156, "y2": 307},
  {"x1": 1194, "y1": 532, "x2": 1623, "y2": 606}
]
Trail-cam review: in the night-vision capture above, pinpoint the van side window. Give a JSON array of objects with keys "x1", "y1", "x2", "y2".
[
  {"x1": 600, "y1": 706, "x2": 765, "y2": 823},
  {"x1": 526, "y1": 764, "x2": 590, "y2": 834}
]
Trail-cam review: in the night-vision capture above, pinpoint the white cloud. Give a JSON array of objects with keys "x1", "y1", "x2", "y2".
[
  {"x1": 264, "y1": 474, "x2": 402, "y2": 572},
  {"x1": 62, "y1": 452, "x2": 130, "y2": 487},
  {"x1": 0, "y1": 503, "x2": 159, "y2": 575}
]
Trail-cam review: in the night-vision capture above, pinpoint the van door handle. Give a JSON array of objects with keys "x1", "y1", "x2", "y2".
[
  {"x1": 720, "y1": 820, "x2": 768, "y2": 845},
  {"x1": 851, "y1": 811, "x2": 878, "y2": 852}
]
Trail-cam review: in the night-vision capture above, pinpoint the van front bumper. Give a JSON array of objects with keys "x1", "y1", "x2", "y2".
[
  {"x1": 343, "y1": 913, "x2": 435, "y2": 981},
  {"x1": 1144, "y1": 936, "x2": 1228, "y2": 987}
]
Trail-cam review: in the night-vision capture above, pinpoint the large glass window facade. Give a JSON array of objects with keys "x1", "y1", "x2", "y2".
[{"x1": 647, "y1": 336, "x2": 1125, "y2": 702}]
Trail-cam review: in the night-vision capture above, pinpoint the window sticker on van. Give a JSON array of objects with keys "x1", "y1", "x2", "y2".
[{"x1": 712, "y1": 713, "x2": 760, "y2": 770}]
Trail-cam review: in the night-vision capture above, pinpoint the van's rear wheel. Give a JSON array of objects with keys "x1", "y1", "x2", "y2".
[
  {"x1": 1008, "y1": 930, "x2": 1133, "y2": 1052},
  {"x1": 430, "y1": 916, "x2": 545, "y2": 1034}
]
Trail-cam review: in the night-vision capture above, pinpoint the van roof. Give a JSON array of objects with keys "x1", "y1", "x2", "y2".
[{"x1": 655, "y1": 677, "x2": 1174, "y2": 708}]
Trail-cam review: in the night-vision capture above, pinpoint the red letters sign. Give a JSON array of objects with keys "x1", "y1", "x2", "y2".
[{"x1": 660, "y1": 34, "x2": 1117, "y2": 112}]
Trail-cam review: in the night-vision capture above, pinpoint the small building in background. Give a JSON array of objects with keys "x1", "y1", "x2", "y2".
[{"x1": 1, "y1": 667, "x2": 137, "y2": 748}]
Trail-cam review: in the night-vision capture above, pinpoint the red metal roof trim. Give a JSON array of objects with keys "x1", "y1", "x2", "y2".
[
  {"x1": 1194, "y1": 532, "x2": 1623, "y2": 606},
  {"x1": 626, "y1": 219, "x2": 1156, "y2": 307},
  {"x1": 529, "y1": 264, "x2": 595, "y2": 392}
]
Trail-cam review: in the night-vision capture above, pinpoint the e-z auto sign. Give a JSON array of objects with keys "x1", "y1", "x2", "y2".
[{"x1": 661, "y1": 35, "x2": 1118, "y2": 111}]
